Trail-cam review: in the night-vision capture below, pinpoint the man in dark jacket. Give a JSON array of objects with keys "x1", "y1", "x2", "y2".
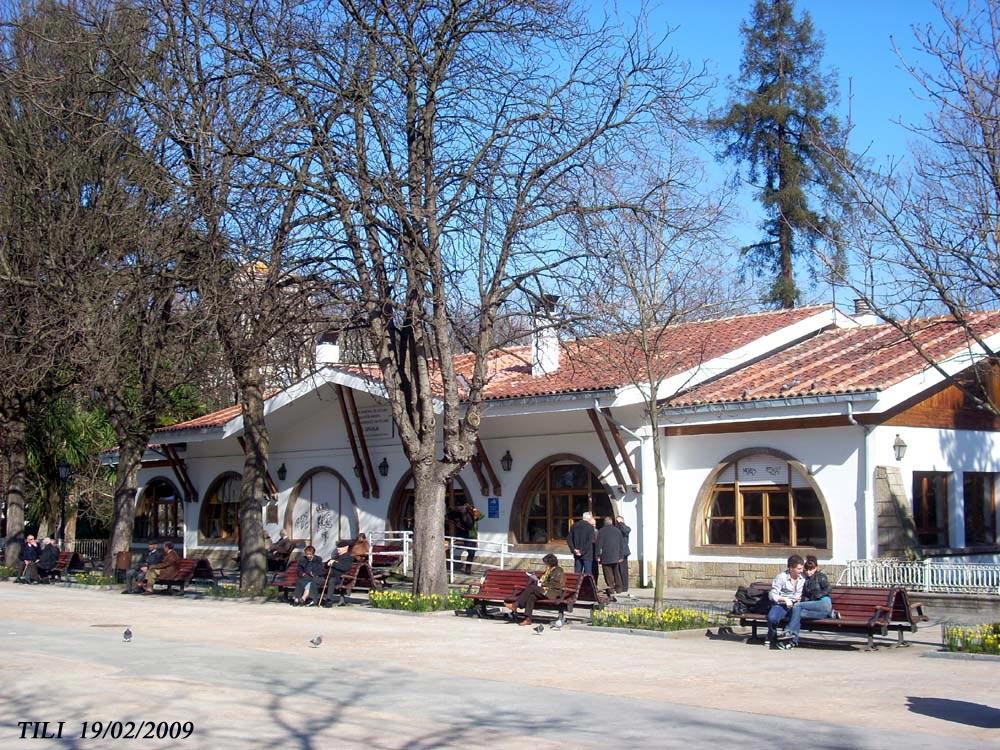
[
  {"x1": 321, "y1": 540, "x2": 356, "y2": 607},
  {"x1": 596, "y1": 516, "x2": 625, "y2": 593},
  {"x1": 448, "y1": 502, "x2": 479, "y2": 575},
  {"x1": 18, "y1": 535, "x2": 41, "y2": 584},
  {"x1": 143, "y1": 542, "x2": 180, "y2": 594},
  {"x1": 124, "y1": 542, "x2": 164, "y2": 594},
  {"x1": 567, "y1": 512, "x2": 597, "y2": 575},
  {"x1": 615, "y1": 516, "x2": 631, "y2": 595},
  {"x1": 37, "y1": 538, "x2": 61, "y2": 582},
  {"x1": 293, "y1": 545, "x2": 325, "y2": 606}
]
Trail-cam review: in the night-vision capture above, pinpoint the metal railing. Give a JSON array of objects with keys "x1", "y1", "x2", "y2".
[
  {"x1": 838, "y1": 558, "x2": 1000, "y2": 595},
  {"x1": 70, "y1": 539, "x2": 108, "y2": 562},
  {"x1": 367, "y1": 530, "x2": 574, "y2": 583}
]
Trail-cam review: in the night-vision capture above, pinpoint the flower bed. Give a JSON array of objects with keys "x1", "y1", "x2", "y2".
[
  {"x1": 591, "y1": 606, "x2": 719, "y2": 632},
  {"x1": 369, "y1": 589, "x2": 471, "y2": 612},
  {"x1": 0, "y1": 565, "x2": 15, "y2": 580},
  {"x1": 943, "y1": 623, "x2": 1000, "y2": 655}
]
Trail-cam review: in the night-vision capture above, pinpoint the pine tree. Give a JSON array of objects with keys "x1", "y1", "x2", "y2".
[{"x1": 712, "y1": 0, "x2": 846, "y2": 308}]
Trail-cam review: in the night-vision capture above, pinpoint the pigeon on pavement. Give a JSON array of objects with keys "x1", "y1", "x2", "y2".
[
  {"x1": 123, "y1": 627, "x2": 133, "y2": 643},
  {"x1": 533, "y1": 624, "x2": 544, "y2": 635},
  {"x1": 551, "y1": 618, "x2": 565, "y2": 630},
  {"x1": 310, "y1": 635, "x2": 323, "y2": 648}
]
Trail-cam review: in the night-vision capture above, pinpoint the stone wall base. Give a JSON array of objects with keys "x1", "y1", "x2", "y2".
[{"x1": 647, "y1": 560, "x2": 847, "y2": 590}]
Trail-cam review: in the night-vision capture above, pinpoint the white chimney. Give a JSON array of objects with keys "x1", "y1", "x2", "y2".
[
  {"x1": 850, "y1": 298, "x2": 879, "y2": 327},
  {"x1": 316, "y1": 331, "x2": 340, "y2": 365},
  {"x1": 531, "y1": 294, "x2": 560, "y2": 377}
]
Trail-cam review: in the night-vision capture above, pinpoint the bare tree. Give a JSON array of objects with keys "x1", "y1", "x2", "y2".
[
  {"x1": 817, "y1": 0, "x2": 1000, "y2": 413},
  {"x1": 255, "y1": 0, "x2": 708, "y2": 594}
]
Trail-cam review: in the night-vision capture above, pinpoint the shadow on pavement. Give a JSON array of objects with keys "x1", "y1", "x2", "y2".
[{"x1": 906, "y1": 697, "x2": 1000, "y2": 729}]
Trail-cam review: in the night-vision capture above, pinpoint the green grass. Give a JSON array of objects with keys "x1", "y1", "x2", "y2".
[
  {"x1": 591, "y1": 606, "x2": 719, "y2": 632},
  {"x1": 369, "y1": 589, "x2": 471, "y2": 612},
  {"x1": 942, "y1": 623, "x2": 1000, "y2": 655}
]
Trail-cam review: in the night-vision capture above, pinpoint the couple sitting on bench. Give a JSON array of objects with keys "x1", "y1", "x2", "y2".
[
  {"x1": 505, "y1": 553, "x2": 564, "y2": 626},
  {"x1": 292, "y1": 541, "x2": 354, "y2": 608},
  {"x1": 767, "y1": 554, "x2": 832, "y2": 650}
]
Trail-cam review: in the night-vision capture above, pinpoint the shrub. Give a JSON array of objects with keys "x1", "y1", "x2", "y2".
[
  {"x1": 591, "y1": 606, "x2": 718, "y2": 632},
  {"x1": 942, "y1": 623, "x2": 1000, "y2": 655},
  {"x1": 212, "y1": 584, "x2": 280, "y2": 600},
  {"x1": 369, "y1": 589, "x2": 471, "y2": 612},
  {"x1": 0, "y1": 565, "x2": 15, "y2": 579}
]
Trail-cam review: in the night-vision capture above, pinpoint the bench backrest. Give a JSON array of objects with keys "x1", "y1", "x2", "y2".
[
  {"x1": 191, "y1": 558, "x2": 215, "y2": 579},
  {"x1": 475, "y1": 570, "x2": 531, "y2": 598},
  {"x1": 162, "y1": 559, "x2": 197, "y2": 582},
  {"x1": 828, "y1": 586, "x2": 893, "y2": 622}
]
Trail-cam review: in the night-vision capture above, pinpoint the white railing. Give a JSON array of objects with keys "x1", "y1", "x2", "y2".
[
  {"x1": 366, "y1": 530, "x2": 574, "y2": 583},
  {"x1": 70, "y1": 539, "x2": 108, "y2": 562},
  {"x1": 838, "y1": 558, "x2": 1000, "y2": 595}
]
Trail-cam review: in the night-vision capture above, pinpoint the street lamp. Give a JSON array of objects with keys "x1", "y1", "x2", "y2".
[{"x1": 56, "y1": 460, "x2": 71, "y2": 547}]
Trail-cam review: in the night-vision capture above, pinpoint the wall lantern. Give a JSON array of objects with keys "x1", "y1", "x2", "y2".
[
  {"x1": 500, "y1": 450, "x2": 513, "y2": 472},
  {"x1": 892, "y1": 434, "x2": 907, "y2": 462},
  {"x1": 276, "y1": 463, "x2": 287, "y2": 481},
  {"x1": 378, "y1": 457, "x2": 389, "y2": 477}
]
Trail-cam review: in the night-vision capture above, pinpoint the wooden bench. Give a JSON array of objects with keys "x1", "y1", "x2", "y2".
[
  {"x1": 736, "y1": 582, "x2": 918, "y2": 650},
  {"x1": 464, "y1": 569, "x2": 602, "y2": 620},
  {"x1": 369, "y1": 544, "x2": 403, "y2": 572},
  {"x1": 40, "y1": 551, "x2": 88, "y2": 581},
  {"x1": 886, "y1": 587, "x2": 928, "y2": 645},
  {"x1": 150, "y1": 559, "x2": 198, "y2": 594},
  {"x1": 276, "y1": 561, "x2": 383, "y2": 603}
]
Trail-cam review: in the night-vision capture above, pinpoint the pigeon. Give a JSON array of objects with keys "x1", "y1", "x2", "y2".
[
  {"x1": 309, "y1": 635, "x2": 323, "y2": 648},
  {"x1": 123, "y1": 627, "x2": 133, "y2": 643},
  {"x1": 551, "y1": 617, "x2": 565, "y2": 631},
  {"x1": 533, "y1": 624, "x2": 544, "y2": 635}
]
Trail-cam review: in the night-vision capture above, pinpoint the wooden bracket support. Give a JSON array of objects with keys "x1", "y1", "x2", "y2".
[
  {"x1": 336, "y1": 385, "x2": 370, "y2": 498},
  {"x1": 475, "y1": 438, "x2": 502, "y2": 496},
  {"x1": 601, "y1": 408, "x2": 640, "y2": 491},
  {"x1": 345, "y1": 387, "x2": 379, "y2": 498},
  {"x1": 162, "y1": 444, "x2": 198, "y2": 502},
  {"x1": 587, "y1": 408, "x2": 627, "y2": 491}
]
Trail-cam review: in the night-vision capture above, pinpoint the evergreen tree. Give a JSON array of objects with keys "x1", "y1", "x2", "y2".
[{"x1": 712, "y1": 0, "x2": 846, "y2": 308}]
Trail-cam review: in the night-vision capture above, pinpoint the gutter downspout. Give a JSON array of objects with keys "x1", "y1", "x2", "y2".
[
  {"x1": 595, "y1": 400, "x2": 648, "y2": 586},
  {"x1": 847, "y1": 402, "x2": 875, "y2": 559}
]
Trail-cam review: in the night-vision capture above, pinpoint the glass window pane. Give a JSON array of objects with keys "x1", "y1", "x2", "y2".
[
  {"x1": 526, "y1": 492, "x2": 545, "y2": 517},
  {"x1": 768, "y1": 519, "x2": 790, "y2": 545},
  {"x1": 710, "y1": 490, "x2": 735, "y2": 517},
  {"x1": 552, "y1": 494, "x2": 570, "y2": 516},
  {"x1": 964, "y1": 474, "x2": 996, "y2": 545},
  {"x1": 793, "y1": 489, "x2": 822, "y2": 518},
  {"x1": 592, "y1": 493, "x2": 613, "y2": 520},
  {"x1": 551, "y1": 465, "x2": 586, "y2": 489},
  {"x1": 742, "y1": 491, "x2": 764, "y2": 517},
  {"x1": 572, "y1": 496, "x2": 590, "y2": 517},
  {"x1": 525, "y1": 517, "x2": 548, "y2": 543},
  {"x1": 708, "y1": 518, "x2": 736, "y2": 545},
  {"x1": 795, "y1": 518, "x2": 827, "y2": 548},
  {"x1": 552, "y1": 517, "x2": 570, "y2": 540},
  {"x1": 769, "y1": 492, "x2": 789, "y2": 518},
  {"x1": 743, "y1": 519, "x2": 764, "y2": 544}
]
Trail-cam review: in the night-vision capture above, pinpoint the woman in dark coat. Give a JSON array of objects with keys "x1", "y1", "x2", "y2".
[{"x1": 505, "y1": 553, "x2": 565, "y2": 626}]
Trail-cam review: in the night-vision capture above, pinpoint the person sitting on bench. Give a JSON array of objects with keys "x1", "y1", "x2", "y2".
[
  {"x1": 143, "y1": 542, "x2": 180, "y2": 594},
  {"x1": 267, "y1": 531, "x2": 294, "y2": 569},
  {"x1": 37, "y1": 538, "x2": 60, "y2": 582},
  {"x1": 124, "y1": 542, "x2": 163, "y2": 594},
  {"x1": 322, "y1": 540, "x2": 356, "y2": 607},
  {"x1": 18, "y1": 535, "x2": 41, "y2": 584},
  {"x1": 767, "y1": 554, "x2": 804, "y2": 649},
  {"x1": 292, "y1": 545, "x2": 325, "y2": 606},
  {"x1": 350, "y1": 533, "x2": 370, "y2": 562},
  {"x1": 786, "y1": 555, "x2": 832, "y2": 646},
  {"x1": 505, "y1": 553, "x2": 565, "y2": 626}
]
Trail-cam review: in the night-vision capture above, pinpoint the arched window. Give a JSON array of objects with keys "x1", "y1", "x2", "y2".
[
  {"x1": 701, "y1": 452, "x2": 828, "y2": 549},
  {"x1": 199, "y1": 472, "x2": 242, "y2": 542},
  {"x1": 516, "y1": 459, "x2": 613, "y2": 544},
  {"x1": 135, "y1": 478, "x2": 183, "y2": 541},
  {"x1": 285, "y1": 468, "x2": 358, "y2": 558},
  {"x1": 389, "y1": 472, "x2": 470, "y2": 535}
]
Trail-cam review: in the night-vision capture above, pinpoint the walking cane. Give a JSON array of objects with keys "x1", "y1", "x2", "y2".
[{"x1": 317, "y1": 562, "x2": 334, "y2": 606}]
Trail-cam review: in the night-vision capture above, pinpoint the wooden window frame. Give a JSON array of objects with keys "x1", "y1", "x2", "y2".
[
  {"x1": 136, "y1": 480, "x2": 183, "y2": 542},
  {"x1": 912, "y1": 471, "x2": 949, "y2": 548},
  {"x1": 963, "y1": 472, "x2": 998, "y2": 546},
  {"x1": 199, "y1": 473, "x2": 242, "y2": 542},
  {"x1": 521, "y1": 464, "x2": 611, "y2": 543}
]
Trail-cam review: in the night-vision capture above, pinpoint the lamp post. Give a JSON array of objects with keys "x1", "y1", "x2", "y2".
[{"x1": 56, "y1": 460, "x2": 71, "y2": 547}]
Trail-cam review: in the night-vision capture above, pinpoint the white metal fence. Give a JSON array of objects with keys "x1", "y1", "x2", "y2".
[
  {"x1": 367, "y1": 530, "x2": 573, "y2": 583},
  {"x1": 70, "y1": 539, "x2": 108, "y2": 562},
  {"x1": 838, "y1": 558, "x2": 1000, "y2": 595}
]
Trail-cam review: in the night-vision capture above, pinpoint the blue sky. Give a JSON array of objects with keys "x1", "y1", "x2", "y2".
[{"x1": 622, "y1": 1, "x2": 945, "y2": 304}]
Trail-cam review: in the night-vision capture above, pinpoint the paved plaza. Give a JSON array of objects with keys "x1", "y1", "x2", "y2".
[{"x1": 1, "y1": 583, "x2": 997, "y2": 749}]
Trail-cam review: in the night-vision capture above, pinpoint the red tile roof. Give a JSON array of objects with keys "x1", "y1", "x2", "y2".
[
  {"x1": 157, "y1": 305, "x2": 831, "y2": 431},
  {"x1": 666, "y1": 312, "x2": 1000, "y2": 407}
]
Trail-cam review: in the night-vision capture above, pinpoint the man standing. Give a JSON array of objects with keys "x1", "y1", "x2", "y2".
[
  {"x1": 766, "y1": 554, "x2": 805, "y2": 649},
  {"x1": 615, "y1": 516, "x2": 631, "y2": 596},
  {"x1": 596, "y1": 516, "x2": 625, "y2": 594},
  {"x1": 567, "y1": 512, "x2": 597, "y2": 575},
  {"x1": 37, "y1": 538, "x2": 60, "y2": 582},
  {"x1": 449, "y1": 501, "x2": 480, "y2": 575},
  {"x1": 124, "y1": 542, "x2": 163, "y2": 594},
  {"x1": 143, "y1": 542, "x2": 180, "y2": 594},
  {"x1": 321, "y1": 540, "x2": 356, "y2": 607}
]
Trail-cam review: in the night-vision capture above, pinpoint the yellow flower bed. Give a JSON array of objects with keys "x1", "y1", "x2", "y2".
[
  {"x1": 369, "y1": 589, "x2": 471, "y2": 612},
  {"x1": 943, "y1": 622, "x2": 1000, "y2": 655},
  {"x1": 591, "y1": 606, "x2": 718, "y2": 632}
]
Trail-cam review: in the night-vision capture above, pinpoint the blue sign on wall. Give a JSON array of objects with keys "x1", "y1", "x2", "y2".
[{"x1": 487, "y1": 497, "x2": 500, "y2": 519}]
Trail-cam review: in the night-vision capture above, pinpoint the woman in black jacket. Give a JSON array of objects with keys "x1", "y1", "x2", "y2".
[{"x1": 785, "y1": 555, "x2": 832, "y2": 646}]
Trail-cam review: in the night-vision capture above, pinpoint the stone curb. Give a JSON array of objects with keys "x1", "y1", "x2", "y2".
[
  {"x1": 921, "y1": 650, "x2": 1000, "y2": 662},
  {"x1": 574, "y1": 624, "x2": 709, "y2": 639}
]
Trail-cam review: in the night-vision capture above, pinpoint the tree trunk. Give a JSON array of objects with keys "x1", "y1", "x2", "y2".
[
  {"x1": 104, "y1": 435, "x2": 145, "y2": 575},
  {"x1": 238, "y1": 378, "x2": 268, "y2": 594},
  {"x1": 649, "y1": 395, "x2": 667, "y2": 614},
  {"x1": 65, "y1": 494, "x2": 78, "y2": 549},
  {"x1": 776, "y1": 122, "x2": 795, "y2": 309},
  {"x1": 411, "y1": 462, "x2": 448, "y2": 596},
  {"x1": 36, "y1": 485, "x2": 59, "y2": 539},
  {"x1": 3, "y1": 418, "x2": 28, "y2": 570}
]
